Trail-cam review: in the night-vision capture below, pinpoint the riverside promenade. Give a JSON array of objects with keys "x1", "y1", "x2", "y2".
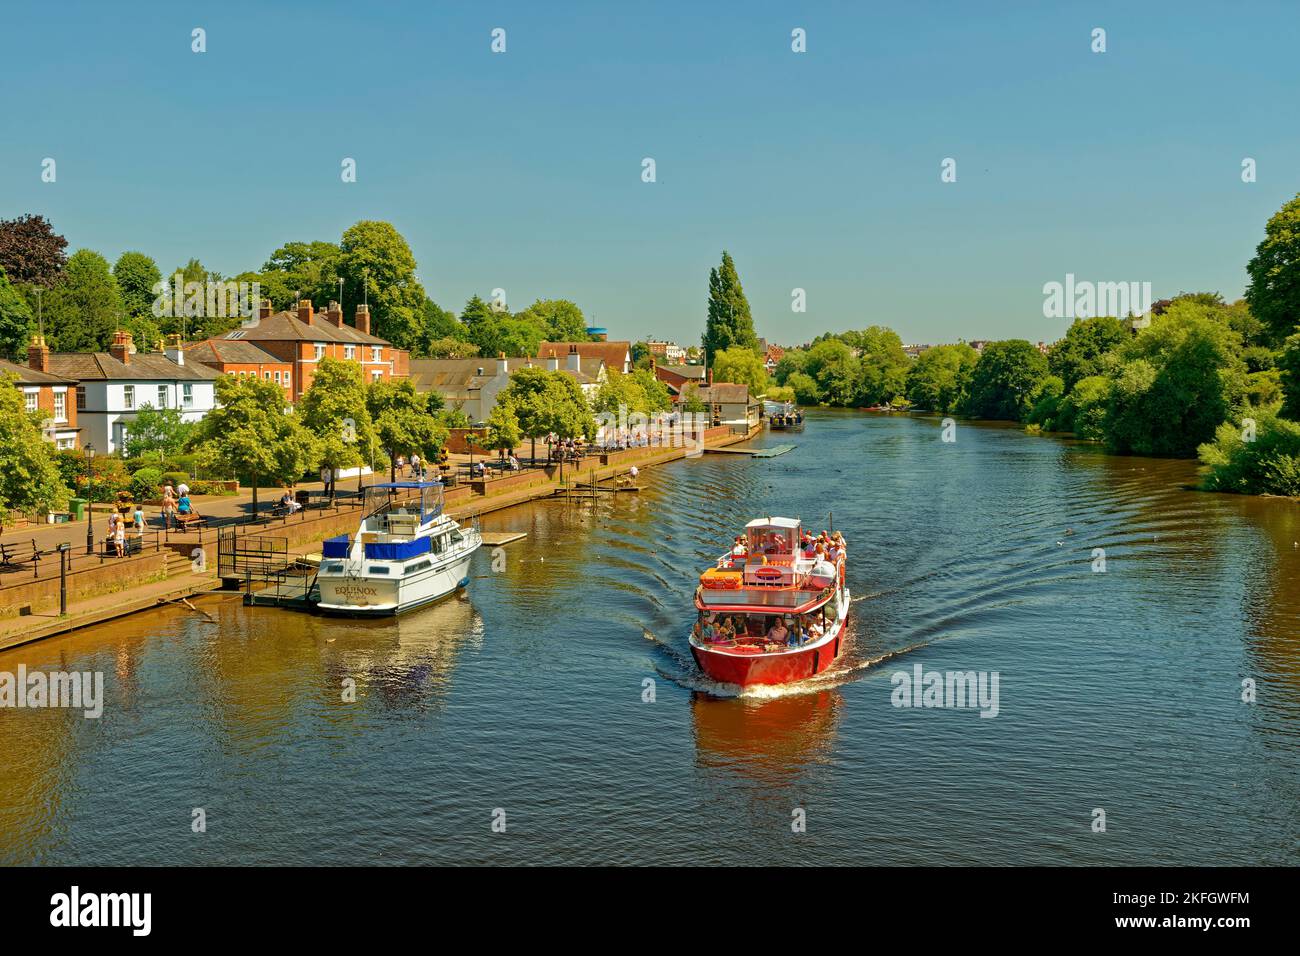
[{"x1": 0, "y1": 424, "x2": 760, "y2": 651}]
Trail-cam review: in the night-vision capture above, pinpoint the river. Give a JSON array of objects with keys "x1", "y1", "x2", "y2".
[{"x1": 2, "y1": 409, "x2": 1297, "y2": 865}]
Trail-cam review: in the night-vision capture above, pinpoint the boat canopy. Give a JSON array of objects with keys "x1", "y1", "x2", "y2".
[
  {"x1": 745, "y1": 516, "x2": 801, "y2": 557},
  {"x1": 745, "y1": 516, "x2": 800, "y2": 529}
]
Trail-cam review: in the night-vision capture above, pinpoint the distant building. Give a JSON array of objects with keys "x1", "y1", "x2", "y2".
[
  {"x1": 903, "y1": 344, "x2": 932, "y2": 359},
  {"x1": 538, "y1": 340, "x2": 631, "y2": 375},
  {"x1": 760, "y1": 340, "x2": 786, "y2": 374},
  {"x1": 652, "y1": 361, "x2": 707, "y2": 398},
  {"x1": 3, "y1": 337, "x2": 80, "y2": 449},
  {"x1": 645, "y1": 339, "x2": 687, "y2": 364},
  {"x1": 46, "y1": 330, "x2": 220, "y2": 454},
  {"x1": 694, "y1": 382, "x2": 761, "y2": 430},
  {"x1": 410, "y1": 349, "x2": 607, "y2": 423}
]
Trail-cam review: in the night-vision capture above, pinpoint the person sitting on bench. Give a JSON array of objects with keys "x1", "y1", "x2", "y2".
[
  {"x1": 280, "y1": 491, "x2": 302, "y2": 514},
  {"x1": 177, "y1": 494, "x2": 197, "y2": 520}
]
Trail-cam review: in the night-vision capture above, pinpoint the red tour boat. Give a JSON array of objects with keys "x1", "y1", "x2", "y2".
[{"x1": 689, "y1": 517, "x2": 850, "y2": 687}]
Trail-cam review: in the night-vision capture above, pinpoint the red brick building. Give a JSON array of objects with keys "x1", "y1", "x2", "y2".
[
  {"x1": 192, "y1": 299, "x2": 409, "y2": 401},
  {"x1": 1, "y1": 336, "x2": 80, "y2": 449}
]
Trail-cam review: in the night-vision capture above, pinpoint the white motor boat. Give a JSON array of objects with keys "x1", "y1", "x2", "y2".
[{"x1": 314, "y1": 481, "x2": 481, "y2": 616}]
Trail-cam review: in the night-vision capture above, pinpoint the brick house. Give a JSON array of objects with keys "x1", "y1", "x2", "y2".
[
  {"x1": 183, "y1": 336, "x2": 295, "y2": 398},
  {"x1": 537, "y1": 340, "x2": 631, "y2": 375},
  {"x1": 198, "y1": 299, "x2": 409, "y2": 402},
  {"x1": 1, "y1": 336, "x2": 80, "y2": 449}
]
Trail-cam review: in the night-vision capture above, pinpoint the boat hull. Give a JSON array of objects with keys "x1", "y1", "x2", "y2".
[
  {"x1": 691, "y1": 587, "x2": 850, "y2": 687},
  {"x1": 315, "y1": 549, "x2": 475, "y2": 616}
]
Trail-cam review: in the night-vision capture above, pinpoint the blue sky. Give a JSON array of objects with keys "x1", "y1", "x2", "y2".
[{"x1": 2, "y1": 0, "x2": 1297, "y2": 347}]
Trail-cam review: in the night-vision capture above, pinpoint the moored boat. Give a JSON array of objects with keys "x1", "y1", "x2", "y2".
[
  {"x1": 314, "y1": 481, "x2": 481, "y2": 616},
  {"x1": 768, "y1": 404, "x2": 804, "y2": 430},
  {"x1": 689, "y1": 517, "x2": 849, "y2": 687}
]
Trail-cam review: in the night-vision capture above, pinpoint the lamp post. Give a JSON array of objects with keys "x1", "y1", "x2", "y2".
[{"x1": 84, "y1": 444, "x2": 96, "y2": 555}]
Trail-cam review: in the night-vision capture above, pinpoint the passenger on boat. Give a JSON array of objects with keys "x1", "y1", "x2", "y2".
[
  {"x1": 805, "y1": 617, "x2": 824, "y2": 641},
  {"x1": 731, "y1": 536, "x2": 747, "y2": 558},
  {"x1": 785, "y1": 616, "x2": 803, "y2": 647},
  {"x1": 767, "y1": 617, "x2": 789, "y2": 644}
]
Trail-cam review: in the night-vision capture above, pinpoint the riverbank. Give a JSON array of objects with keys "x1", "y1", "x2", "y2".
[{"x1": 0, "y1": 423, "x2": 761, "y2": 651}]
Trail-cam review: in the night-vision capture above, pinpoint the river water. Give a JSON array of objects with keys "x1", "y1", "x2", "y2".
[{"x1": 2, "y1": 409, "x2": 1297, "y2": 865}]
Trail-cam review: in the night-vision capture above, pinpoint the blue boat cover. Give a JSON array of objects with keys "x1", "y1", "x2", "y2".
[
  {"x1": 364, "y1": 537, "x2": 432, "y2": 561},
  {"x1": 322, "y1": 535, "x2": 351, "y2": 558}
]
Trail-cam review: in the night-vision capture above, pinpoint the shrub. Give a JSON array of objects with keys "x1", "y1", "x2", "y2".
[
  {"x1": 1198, "y1": 410, "x2": 1300, "y2": 496},
  {"x1": 161, "y1": 471, "x2": 190, "y2": 489},
  {"x1": 130, "y1": 467, "x2": 164, "y2": 500}
]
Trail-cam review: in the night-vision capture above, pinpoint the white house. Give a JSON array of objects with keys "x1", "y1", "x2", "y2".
[{"x1": 47, "y1": 331, "x2": 220, "y2": 455}]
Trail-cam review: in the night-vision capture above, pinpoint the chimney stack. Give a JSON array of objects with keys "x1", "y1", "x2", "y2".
[
  {"x1": 497, "y1": 351, "x2": 509, "y2": 376},
  {"x1": 165, "y1": 333, "x2": 184, "y2": 366},
  {"x1": 297, "y1": 299, "x2": 313, "y2": 325},
  {"x1": 326, "y1": 301, "x2": 344, "y2": 327},
  {"x1": 546, "y1": 351, "x2": 560, "y2": 372},
  {"x1": 258, "y1": 298, "x2": 273, "y2": 321},
  {"x1": 567, "y1": 343, "x2": 581, "y2": 372},
  {"x1": 354, "y1": 303, "x2": 371, "y2": 335},
  {"x1": 109, "y1": 329, "x2": 133, "y2": 365},
  {"x1": 27, "y1": 335, "x2": 49, "y2": 373}
]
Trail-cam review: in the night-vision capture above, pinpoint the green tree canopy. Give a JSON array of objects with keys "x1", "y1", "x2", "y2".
[
  {"x1": 299, "y1": 357, "x2": 377, "y2": 495},
  {"x1": 122, "y1": 404, "x2": 194, "y2": 459},
  {"x1": 0, "y1": 376, "x2": 69, "y2": 527},
  {"x1": 113, "y1": 251, "x2": 163, "y2": 320},
  {"x1": 0, "y1": 267, "x2": 35, "y2": 361},
  {"x1": 515, "y1": 299, "x2": 589, "y2": 342},
  {"x1": 853, "y1": 327, "x2": 911, "y2": 406},
  {"x1": 1245, "y1": 192, "x2": 1300, "y2": 345},
  {"x1": 961, "y1": 340, "x2": 1050, "y2": 421},
  {"x1": 711, "y1": 345, "x2": 768, "y2": 394},
  {"x1": 44, "y1": 249, "x2": 123, "y2": 352},
  {"x1": 1104, "y1": 301, "x2": 1247, "y2": 456},
  {"x1": 188, "y1": 375, "x2": 317, "y2": 511},
  {"x1": 805, "y1": 339, "x2": 860, "y2": 406},
  {"x1": 1048, "y1": 316, "x2": 1126, "y2": 391},
  {"x1": 365, "y1": 378, "x2": 448, "y2": 480},
  {"x1": 339, "y1": 221, "x2": 426, "y2": 350},
  {"x1": 905, "y1": 343, "x2": 979, "y2": 413},
  {"x1": 703, "y1": 250, "x2": 759, "y2": 367}
]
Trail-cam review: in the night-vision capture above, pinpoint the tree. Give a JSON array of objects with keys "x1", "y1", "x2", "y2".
[
  {"x1": 904, "y1": 343, "x2": 979, "y2": 413},
  {"x1": 499, "y1": 365, "x2": 594, "y2": 464},
  {"x1": 1048, "y1": 316, "x2": 1126, "y2": 391},
  {"x1": 711, "y1": 345, "x2": 768, "y2": 393},
  {"x1": 1199, "y1": 410, "x2": 1300, "y2": 496},
  {"x1": 483, "y1": 399, "x2": 523, "y2": 458},
  {"x1": 1279, "y1": 331, "x2": 1300, "y2": 420},
  {"x1": 44, "y1": 249, "x2": 123, "y2": 352},
  {"x1": 785, "y1": 371, "x2": 821, "y2": 405},
  {"x1": 424, "y1": 337, "x2": 479, "y2": 358},
  {"x1": 0, "y1": 377, "x2": 69, "y2": 529},
  {"x1": 299, "y1": 357, "x2": 377, "y2": 499},
  {"x1": 259, "y1": 240, "x2": 343, "y2": 310},
  {"x1": 681, "y1": 382, "x2": 708, "y2": 413},
  {"x1": 122, "y1": 404, "x2": 194, "y2": 459},
  {"x1": 1104, "y1": 301, "x2": 1247, "y2": 457},
  {"x1": 188, "y1": 375, "x2": 318, "y2": 514},
  {"x1": 962, "y1": 340, "x2": 1050, "y2": 421},
  {"x1": 0, "y1": 214, "x2": 68, "y2": 288},
  {"x1": 702, "y1": 250, "x2": 759, "y2": 367},
  {"x1": 630, "y1": 368, "x2": 672, "y2": 413},
  {"x1": 0, "y1": 267, "x2": 35, "y2": 361},
  {"x1": 416, "y1": 298, "x2": 471, "y2": 356},
  {"x1": 1245, "y1": 192, "x2": 1300, "y2": 345},
  {"x1": 338, "y1": 221, "x2": 426, "y2": 349},
  {"x1": 113, "y1": 251, "x2": 163, "y2": 320},
  {"x1": 853, "y1": 327, "x2": 911, "y2": 406},
  {"x1": 773, "y1": 348, "x2": 811, "y2": 385},
  {"x1": 515, "y1": 299, "x2": 589, "y2": 342},
  {"x1": 805, "y1": 339, "x2": 860, "y2": 406},
  {"x1": 366, "y1": 378, "x2": 448, "y2": 481}
]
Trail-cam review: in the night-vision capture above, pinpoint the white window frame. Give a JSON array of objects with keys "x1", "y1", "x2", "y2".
[
  {"x1": 182, "y1": 383, "x2": 193, "y2": 406},
  {"x1": 123, "y1": 385, "x2": 135, "y2": 410}
]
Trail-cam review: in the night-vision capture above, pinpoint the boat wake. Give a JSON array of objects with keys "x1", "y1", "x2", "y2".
[{"x1": 642, "y1": 626, "x2": 930, "y2": 699}]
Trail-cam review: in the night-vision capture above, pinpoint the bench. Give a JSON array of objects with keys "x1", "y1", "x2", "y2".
[
  {"x1": 101, "y1": 535, "x2": 144, "y2": 558},
  {"x1": 174, "y1": 512, "x2": 207, "y2": 531},
  {"x1": 0, "y1": 539, "x2": 39, "y2": 570}
]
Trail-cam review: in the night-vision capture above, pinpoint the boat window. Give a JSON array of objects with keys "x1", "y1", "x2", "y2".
[
  {"x1": 406, "y1": 560, "x2": 432, "y2": 574},
  {"x1": 367, "y1": 566, "x2": 391, "y2": 575},
  {"x1": 322, "y1": 562, "x2": 343, "y2": 573}
]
